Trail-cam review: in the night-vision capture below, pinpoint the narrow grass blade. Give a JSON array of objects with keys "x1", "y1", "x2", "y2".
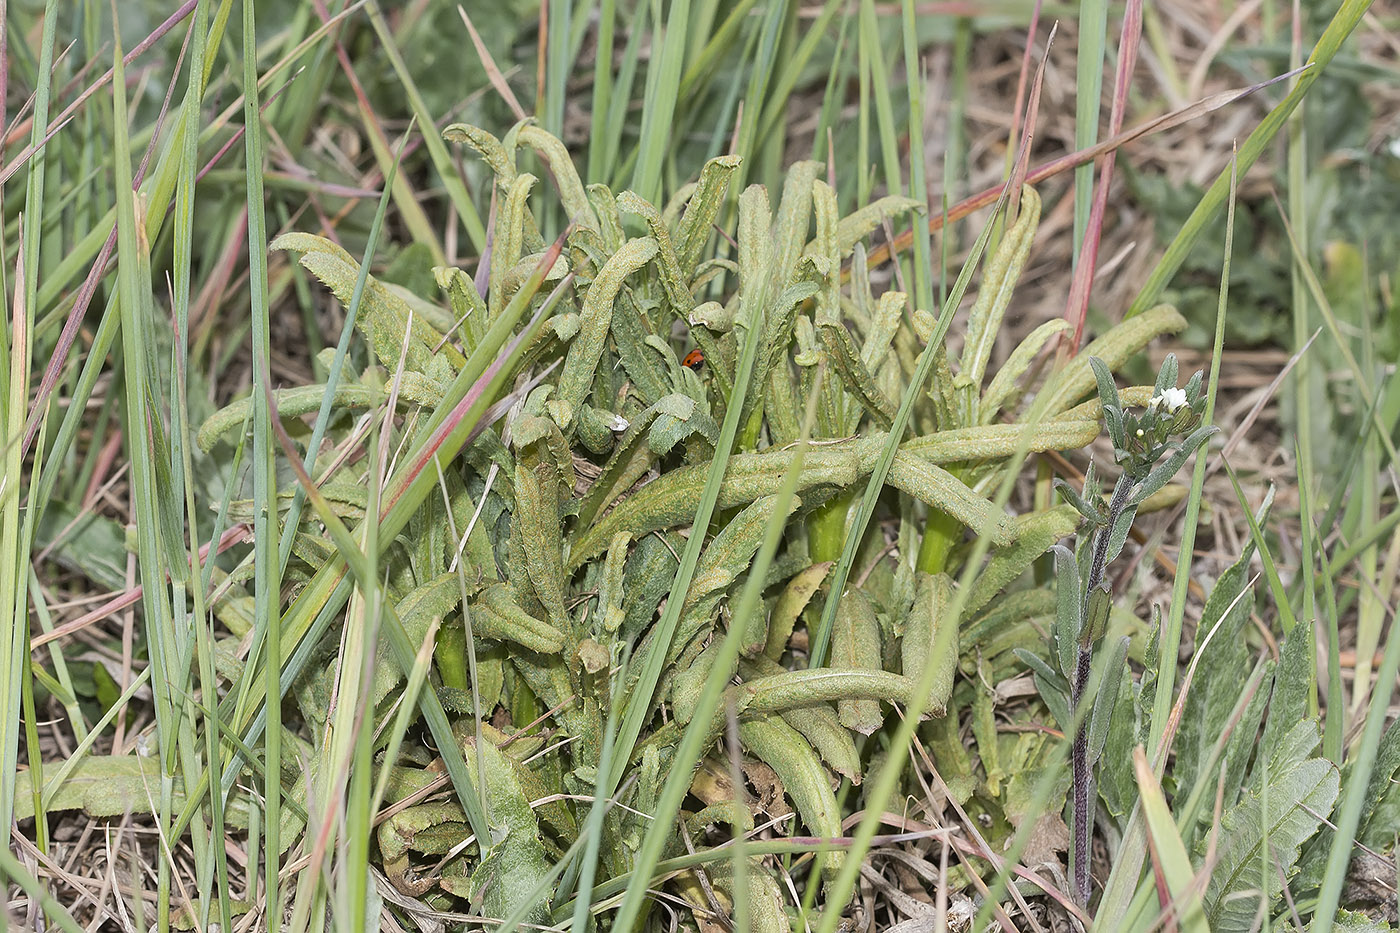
[
  {"x1": 0, "y1": 0, "x2": 58, "y2": 860},
  {"x1": 629, "y1": 0, "x2": 690, "y2": 203},
  {"x1": 1312, "y1": 570, "x2": 1400, "y2": 928},
  {"x1": 364, "y1": 3, "x2": 487, "y2": 251},
  {"x1": 1071, "y1": 0, "x2": 1109, "y2": 259},
  {"x1": 236, "y1": 2, "x2": 286, "y2": 920},
  {"x1": 1064, "y1": 0, "x2": 1141, "y2": 350},
  {"x1": 1134, "y1": 746, "x2": 1209, "y2": 931}
]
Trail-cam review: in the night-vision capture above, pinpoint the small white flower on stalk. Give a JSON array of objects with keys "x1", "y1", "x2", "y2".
[{"x1": 1150, "y1": 386, "x2": 1189, "y2": 414}]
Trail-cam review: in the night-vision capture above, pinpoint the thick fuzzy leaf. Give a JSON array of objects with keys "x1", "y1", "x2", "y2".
[
  {"x1": 459, "y1": 739, "x2": 555, "y2": 925},
  {"x1": 980, "y1": 317, "x2": 1070, "y2": 423},
  {"x1": 961, "y1": 186, "x2": 1041, "y2": 401},
  {"x1": 763, "y1": 560, "x2": 833, "y2": 661},
  {"x1": 674, "y1": 155, "x2": 742, "y2": 274},
  {"x1": 830, "y1": 589, "x2": 885, "y2": 734},
  {"x1": 964, "y1": 506, "x2": 1078, "y2": 620},
  {"x1": 739, "y1": 718, "x2": 843, "y2": 878},
  {"x1": 901, "y1": 572, "x2": 956, "y2": 717},
  {"x1": 17, "y1": 755, "x2": 307, "y2": 852},
  {"x1": 552, "y1": 236, "x2": 658, "y2": 429},
  {"x1": 273, "y1": 233, "x2": 463, "y2": 374},
  {"x1": 1253, "y1": 620, "x2": 1315, "y2": 789},
  {"x1": 1035, "y1": 304, "x2": 1187, "y2": 416}
]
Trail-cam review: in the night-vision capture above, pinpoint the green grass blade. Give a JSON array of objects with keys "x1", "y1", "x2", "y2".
[
  {"x1": 274, "y1": 133, "x2": 405, "y2": 577},
  {"x1": 0, "y1": 0, "x2": 58, "y2": 871},
  {"x1": 543, "y1": 0, "x2": 572, "y2": 139},
  {"x1": 858, "y1": 0, "x2": 901, "y2": 200},
  {"x1": 604, "y1": 184, "x2": 771, "y2": 796},
  {"x1": 1307, "y1": 491, "x2": 1344, "y2": 766},
  {"x1": 1312, "y1": 588, "x2": 1400, "y2": 929},
  {"x1": 629, "y1": 0, "x2": 690, "y2": 203},
  {"x1": 1287, "y1": 0, "x2": 1316, "y2": 622},
  {"x1": 168, "y1": 3, "x2": 229, "y2": 927},
  {"x1": 237, "y1": 0, "x2": 285, "y2": 922},
  {"x1": 807, "y1": 188, "x2": 1007, "y2": 670},
  {"x1": 1223, "y1": 463, "x2": 1296, "y2": 634},
  {"x1": 364, "y1": 2, "x2": 487, "y2": 252},
  {"x1": 900, "y1": 0, "x2": 934, "y2": 322},
  {"x1": 585, "y1": 0, "x2": 618, "y2": 183},
  {"x1": 109, "y1": 18, "x2": 197, "y2": 931},
  {"x1": 1134, "y1": 746, "x2": 1209, "y2": 931},
  {"x1": 1126, "y1": 0, "x2": 1371, "y2": 317}
]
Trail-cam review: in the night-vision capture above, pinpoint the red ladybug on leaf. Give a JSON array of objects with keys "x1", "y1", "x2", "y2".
[{"x1": 682, "y1": 347, "x2": 705, "y2": 370}]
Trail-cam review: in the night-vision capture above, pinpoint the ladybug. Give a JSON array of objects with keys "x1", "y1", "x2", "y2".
[{"x1": 682, "y1": 347, "x2": 705, "y2": 370}]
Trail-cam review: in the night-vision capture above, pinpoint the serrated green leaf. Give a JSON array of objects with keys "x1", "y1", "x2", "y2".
[
  {"x1": 1204, "y1": 753, "x2": 1339, "y2": 932},
  {"x1": 617, "y1": 191, "x2": 692, "y2": 315},
  {"x1": 819, "y1": 321, "x2": 895, "y2": 431},
  {"x1": 675, "y1": 155, "x2": 742, "y2": 274},
  {"x1": 1254, "y1": 620, "x2": 1315, "y2": 789},
  {"x1": 273, "y1": 233, "x2": 463, "y2": 374},
  {"x1": 471, "y1": 583, "x2": 567, "y2": 654},
  {"x1": 825, "y1": 194, "x2": 923, "y2": 256}
]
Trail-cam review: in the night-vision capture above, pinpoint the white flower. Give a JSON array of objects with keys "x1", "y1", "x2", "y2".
[{"x1": 1150, "y1": 387, "x2": 1189, "y2": 413}]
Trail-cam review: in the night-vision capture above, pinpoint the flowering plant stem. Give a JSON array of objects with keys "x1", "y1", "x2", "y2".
[
  {"x1": 1070, "y1": 475, "x2": 1134, "y2": 904},
  {"x1": 1048, "y1": 353, "x2": 1215, "y2": 908}
]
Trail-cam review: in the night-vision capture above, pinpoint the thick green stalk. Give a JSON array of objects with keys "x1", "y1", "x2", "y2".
[
  {"x1": 914, "y1": 510, "x2": 959, "y2": 574},
  {"x1": 806, "y1": 490, "x2": 853, "y2": 564}
]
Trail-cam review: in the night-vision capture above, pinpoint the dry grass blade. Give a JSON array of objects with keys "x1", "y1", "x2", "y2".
[
  {"x1": 1062, "y1": 0, "x2": 1142, "y2": 352},
  {"x1": 0, "y1": 1, "x2": 199, "y2": 185},
  {"x1": 1004, "y1": 20, "x2": 1055, "y2": 226},
  {"x1": 458, "y1": 5, "x2": 528, "y2": 121},
  {"x1": 861, "y1": 65, "x2": 1309, "y2": 273}
]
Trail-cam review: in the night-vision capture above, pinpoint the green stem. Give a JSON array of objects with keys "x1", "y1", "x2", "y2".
[
  {"x1": 915, "y1": 509, "x2": 960, "y2": 574},
  {"x1": 737, "y1": 402, "x2": 765, "y2": 452},
  {"x1": 917, "y1": 462, "x2": 971, "y2": 573},
  {"x1": 435, "y1": 621, "x2": 469, "y2": 692},
  {"x1": 807, "y1": 489, "x2": 854, "y2": 563}
]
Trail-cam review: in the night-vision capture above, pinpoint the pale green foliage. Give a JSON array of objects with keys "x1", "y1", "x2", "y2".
[{"x1": 176, "y1": 123, "x2": 1186, "y2": 918}]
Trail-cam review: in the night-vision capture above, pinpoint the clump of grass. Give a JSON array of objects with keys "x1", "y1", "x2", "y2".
[{"x1": 4, "y1": 2, "x2": 1393, "y2": 931}]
